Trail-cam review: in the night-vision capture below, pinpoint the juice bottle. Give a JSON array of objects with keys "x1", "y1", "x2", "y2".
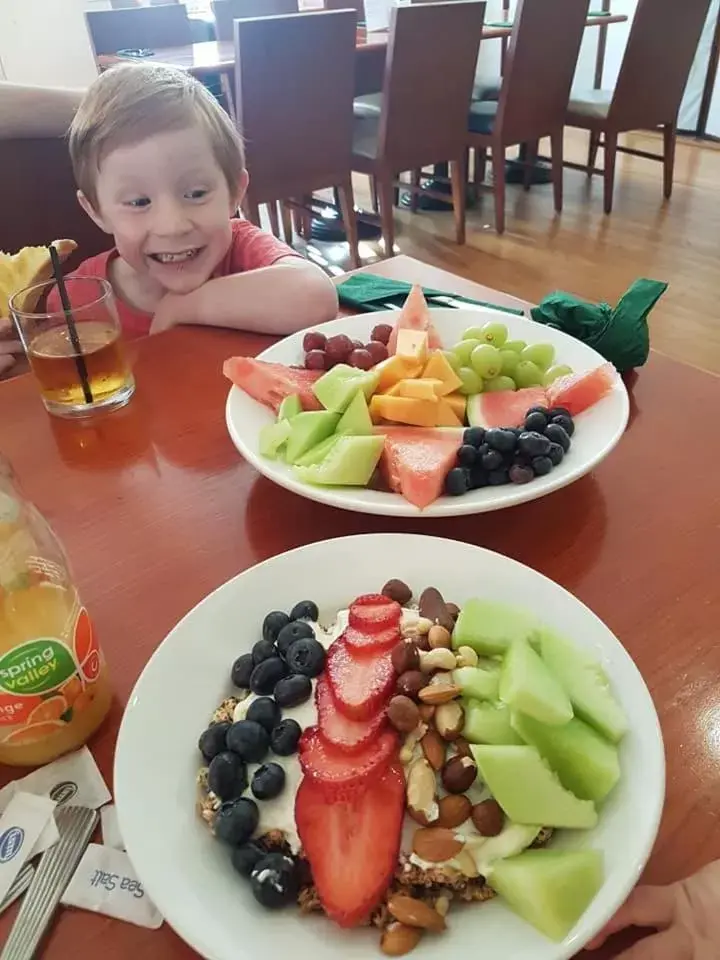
[{"x1": 0, "y1": 456, "x2": 112, "y2": 766}]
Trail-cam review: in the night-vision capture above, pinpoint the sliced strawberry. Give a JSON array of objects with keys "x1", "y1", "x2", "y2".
[
  {"x1": 295, "y1": 762, "x2": 405, "y2": 927},
  {"x1": 315, "y1": 677, "x2": 387, "y2": 753},
  {"x1": 348, "y1": 594, "x2": 402, "y2": 633},
  {"x1": 299, "y1": 726, "x2": 397, "y2": 798},
  {"x1": 343, "y1": 624, "x2": 400, "y2": 653},
  {"x1": 326, "y1": 638, "x2": 395, "y2": 720}
]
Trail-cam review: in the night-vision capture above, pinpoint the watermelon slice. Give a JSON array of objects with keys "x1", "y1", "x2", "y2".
[
  {"x1": 387, "y1": 285, "x2": 442, "y2": 355},
  {"x1": 546, "y1": 363, "x2": 617, "y2": 417},
  {"x1": 379, "y1": 427, "x2": 463, "y2": 509},
  {"x1": 467, "y1": 387, "x2": 548, "y2": 429},
  {"x1": 224, "y1": 357, "x2": 323, "y2": 413}
]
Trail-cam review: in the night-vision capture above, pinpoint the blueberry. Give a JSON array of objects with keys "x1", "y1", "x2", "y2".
[
  {"x1": 231, "y1": 653, "x2": 254, "y2": 689},
  {"x1": 276, "y1": 620, "x2": 315, "y2": 658},
  {"x1": 286, "y1": 638, "x2": 326, "y2": 678},
  {"x1": 262, "y1": 611, "x2": 290, "y2": 644},
  {"x1": 207, "y1": 751, "x2": 248, "y2": 801},
  {"x1": 550, "y1": 414, "x2": 574, "y2": 437},
  {"x1": 246, "y1": 697, "x2": 281, "y2": 734},
  {"x1": 198, "y1": 722, "x2": 230, "y2": 761},
  {"x1": 231, "y1": 840, "x2": 265, "y2": 877},
  {"x1": 250, "y1": 657, "x2": 288, "y2": 696},
  {"x1": 487, "y1": 468, "x2": 510, "y2": 486},
  {"x1": 469, "y1": 467, "x2": 489, "y2": 489},
  {"x1": 289, "y1": 600, "x2": 319, "y2": 622},
  {"x1": 252, "y1": 639, "x2": 278, "y2": 665},
  {"x1": 547, "y1": 441, "x2": 565, "y2": 466},
  {"x1": 457, "y1": 444, "x2": 477, "y2": 468},
  {"x1": 274, "y1": 674, "x2": 312, "y2": 708},
  {"x1": 485, "y1": 428, "x2": 517, "y2": 454},
  {"x1": 524, "y1": 410, "x2": 548, "y2": 433},
  {"x1": 481, "y1": 448, "x2": 504, "y2": 471},
  {"x1": 545, "y1": 423, "x2": 571, "y2": 452},
  {"x1": 444, "y1": 467, "x2": 469, "y2": 496},
  {"x1": 227, "y1": 720, "x2": 270, "y2": 762},
  {"x1": 214, "y1": 797, "x2": 259, "y2": 846},
  {"x1": 532, "y1": 455, "x2": 553, "y2": 476},
  {"x1": 476, "y1": 442, "x2": 490, "y2": 458},
  {"x1": 527, "y1": 405, "x2": 548, "y2": 416},
  {"x1": 463, "y1": 426, "x2": 486, "y2": 447},
  {"x1": 518, "y1": 431, "x2": 551, "y2": 457},
  {"x1": 251, "y1": 762, "x2": 286, "y2": 801},
  {"x1": 250, "y1": 853, "x2": 299, "y2": 908},
  {"x1": 509, "y1": 464, "x2": 534, "y2": 484},
  {"x1": 270, "y1": 719, "x2": 302, "y2": 756},
  {"x1": 548, "y1": 406, "x2": 571, "y2": 419}
]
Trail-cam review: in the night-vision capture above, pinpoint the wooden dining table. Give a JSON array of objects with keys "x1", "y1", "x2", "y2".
[{"x1": 0, "y1": 254, "x2": 717, "y2": 958}]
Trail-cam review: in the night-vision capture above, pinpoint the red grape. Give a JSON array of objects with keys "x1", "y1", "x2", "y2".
[
  {"x1": 349, "y1": 348, "x2": 374, "y2": 371},
  {"x1": 305, "y1": 349, "x2": 328, "y2": 371},
  {"x1": 366, "y1": 340, "x2": 388, "y2": 364},
  {"x1": 351, "y1": 339, "x2": 364, "y2": 350},
  {"x1": 371, "y1": 323, "x2": 393, "y2": 345},
  {"x1": 325, "y1": 334, "x2": 354, "y2": 364},
  {"x1": 303, "y1": 331, "x2": 327, "y2": 353}
]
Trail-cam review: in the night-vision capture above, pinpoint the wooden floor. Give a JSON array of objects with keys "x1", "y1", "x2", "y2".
[{"x1": 309, "y1": 129, "x2": 720, "y2": 377}]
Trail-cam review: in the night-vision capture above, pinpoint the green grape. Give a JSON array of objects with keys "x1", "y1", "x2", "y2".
[
  {"x1": 514, "y1": 360, "x2": 544, "y2": 388},
  {"x1": 504, "y1": 339, "x2": 527, "y2": 354},
  {"x1": 452, "y1": 339, "x2": 481, "y2": 366},
  {"x1": 442, "y1": 349, "x2": 461, "y2": 372},
  {"x1": 520, "y1": 343, "x2": 555, "y2": 372},
  {"x1": 458, "y1": 366, "x2": 483, "y2": 395},
  {"x1": 479, "y1": 321, "x2": 508, "y2": 347},
  {"x1": 500, "y1": 349, "x2": 520, "y2": 377},
  {"x1": 543, "y1": 363, "x2": 573, "y2": 385},
  {"x1": 484, "y1": 376, "x2": 517, "y2": 393},
  {"x1": 462, "y1": 326, "x2": 485, "y2": 341},
  {"x1": 470, "y1": 344, "x2": 502, "y2": 379}
]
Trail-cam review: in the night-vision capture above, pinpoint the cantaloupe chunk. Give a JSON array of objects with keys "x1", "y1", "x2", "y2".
[
  {"x1": 422, "y1": 351, "x2": 463, "y2": 396},
  {"x1": 370, "y1": 395, "x2": 439, "y2": 427},
  {"x1": 395, "y1": 329, "x2": 429, "y2": 365},
  {"x1": 444, "y1": 392, "x2": 467, "y2": 421},
  {"x1": 374, "y1": 354, "x2": 424, "y2": 393},
  {"x1": 392, "y1": 379, "x2": 442, "y2": 401},
  {"x1": 435, "y1": 399, "x2": 463, "y2": 427}
]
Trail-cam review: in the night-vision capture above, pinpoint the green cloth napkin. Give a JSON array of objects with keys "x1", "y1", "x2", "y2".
[
  {"x1": 336, "y1": 274, "x2": 525, "y2": 317},
  {"x1": 530, "y1": 278, "x2": 668, "y2": 372}
]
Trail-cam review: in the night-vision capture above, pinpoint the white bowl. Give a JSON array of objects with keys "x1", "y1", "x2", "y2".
[
  {"x1": 225, "y1": 308, "x2": 629, "y2": 517},
  {"x1": 115, "y1": 534, "x2": 664, "y2": 960}
]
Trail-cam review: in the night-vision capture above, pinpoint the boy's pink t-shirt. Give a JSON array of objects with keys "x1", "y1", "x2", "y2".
[{"x1": 58, "y1": 219, "x2": 297, "y2": 340}]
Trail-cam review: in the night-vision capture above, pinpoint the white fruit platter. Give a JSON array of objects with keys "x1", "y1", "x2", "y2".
[
  {"x1": 115, "y1": 534, "x2": 664, "y2": 960},
  {"x1": 224, "y1": 294, "x2": 629, "y2": 518}
]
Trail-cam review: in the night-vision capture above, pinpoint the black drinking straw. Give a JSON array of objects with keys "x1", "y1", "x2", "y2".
[{"x1": 47, "y1": 244, "x2": 93, "y2": 405}]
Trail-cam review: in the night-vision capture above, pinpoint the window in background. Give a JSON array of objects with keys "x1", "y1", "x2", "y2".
[{"x1": 185, "y1": 0, "x2": 212, "y2": 13}]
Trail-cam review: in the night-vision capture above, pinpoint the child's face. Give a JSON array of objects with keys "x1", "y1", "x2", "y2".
[{"x1": 82, "y1": 126, "x2": 247, "y2": 296}]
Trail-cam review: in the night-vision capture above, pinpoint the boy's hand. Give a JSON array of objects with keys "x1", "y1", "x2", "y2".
[
  {"x1": 587, "y1": 859, "x2": 720, "y2": 958},
  {"x1": 0, "y1": 318, "x2": 24, "y2": 380}
]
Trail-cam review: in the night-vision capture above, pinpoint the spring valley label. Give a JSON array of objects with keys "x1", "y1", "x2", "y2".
[{"x1": 0, "y1": 640, "x2": 76, "y2": 696}]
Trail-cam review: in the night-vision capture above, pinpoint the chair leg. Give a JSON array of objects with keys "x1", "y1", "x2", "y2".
[
  {"x1": 369, "y1": 176, "x2": 379, "y2": 213},
  {"x1": 450, "y1": 155, "x2": 467, "y2": 246},
  {"x1": 409, "y1": 169, "x2": 422, "y2": 213},
  {"x1": 491, "y1": 145, "x2": 506, "y2": 234},
  {"x1": 267, "y1": 201, "x2": 280, "y2": 238},
  {"x1": 280, "y1": 201, "x2": 294, "y2": 245},
  {"x1": 473, "y1": 147, "x2": 487, "y2": 197},
  {"x1": 603, "y1": 131, "x2": 618, "y2": 214},
  {"x1": 377, "y1": 177, "x2": 396, "y2": 257},
  {"x1": 337, "y1": 179, "x2": 360, "y2": 269},
  {"x1": 587, "y1": 131, "x2": 600, "y2": 175},
  {"x1": 523, "y1": 140, "x2": 539, "y2": 191},
  {"x1": 550, "y1": 130, "x2": 563, "y2": 214},
  {"x1": 663, "y1": 121, "x2": 676, "y2": 200},
  {"x1": 242, "y1": 197, "x2": 261, "y2": 226}
]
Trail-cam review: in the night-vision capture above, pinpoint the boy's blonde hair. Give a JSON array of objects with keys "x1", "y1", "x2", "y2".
[{"x1": 69, "y1": 63, "x2": 244, "y2": 208}]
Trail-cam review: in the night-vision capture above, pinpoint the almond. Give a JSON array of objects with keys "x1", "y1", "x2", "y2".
[
  {"x1": 387, "y1": 894, "x2": 446, "y2": 932},
  {"x1": 434, "y1": 700, "x2": 464, "y2": 741},
  {"x1": 381, "y1": 922, "x2": 423, "y2": 956},
  {"x1": 420, "y1": 729, "x2": 446, "y2": 771},
  {"x1": 387, "y1": 695, "x2": 420, "y2": 733},
  {"x1": 418, "y1": 683, "x2": 461, "y2": 705},
  {"x1": 437, "y1": 794, "x2": 472, "y2": 829},
  {"x1": 471, "y1": 799, "x2": 504, "y2": 836},
  {"x1": 412, "y1": 827, "x2": 464, "y2": 863},
  {"x1": 441, "y1": 755, "x2": 477, "y2": 794}
]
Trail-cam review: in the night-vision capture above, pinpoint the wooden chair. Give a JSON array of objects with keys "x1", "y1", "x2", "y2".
[
  {"x1": 567, "y1": 0, "x2": 712, "y2": 213},
  {"x1": 85, "y1": 4, "x2": 192, "y2": 57},
  {"x1": 352, "y1": 1, "x2": 486, "y2": 256},
  {"x1": 234, "y1": 10, "x2": 360, "y2": 266},
  {"x1": 211, "y1": 0, "x2": 299, "y2": 40},
  {"x1": 466, "y1": 0, "x2": 590, "y2": 234},
  {"x1": 323, "y1": 0, "x2": 365, "y2": 23}
]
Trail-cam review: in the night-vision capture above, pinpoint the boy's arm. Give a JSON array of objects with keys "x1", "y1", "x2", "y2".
[{"x1": 150, "y1": 258, "x2": 339, "y2": 336}]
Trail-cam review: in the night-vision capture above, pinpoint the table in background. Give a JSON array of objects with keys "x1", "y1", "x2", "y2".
[{"x1": 0, "y1": 255, "x2": 717, "y2": 959}]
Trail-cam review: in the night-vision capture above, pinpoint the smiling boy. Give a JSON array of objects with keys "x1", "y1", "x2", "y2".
[{"x1": 63, "y1": 64, "x2": 338, "y2": 339}]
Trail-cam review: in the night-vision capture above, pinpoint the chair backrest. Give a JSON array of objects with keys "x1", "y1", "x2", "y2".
[
  {"x1": 212, "y1": 0, "x2": 298, "y2": 39},
  {"x1": 495, "y1": 0, "x2": 590, "y2": 145},
  {"x1": 85, "y1": 4, "x2": 192, "y2": 57},
  {"x1": 377, "y1": 1, "x2": 486, "y2": 172},
  {"x1": 0, "y1": 137, "x2": 110, "y2": 268},
  {"x1": 235, "y1": 10, "x2": 357, "y2": 199},
  {"x1": 322, "y1": 0, "x2": 365, "y2": 23},
  {"x1": 608, "y1": 0, "x2": 712, "y2": 130}
]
